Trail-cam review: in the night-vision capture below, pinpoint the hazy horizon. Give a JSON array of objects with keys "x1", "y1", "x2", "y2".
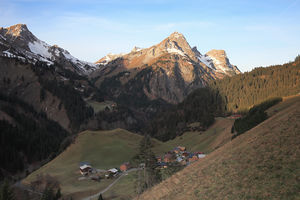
[{"x1": 1, "y1": 0, "x2": 300, "y2": 72}]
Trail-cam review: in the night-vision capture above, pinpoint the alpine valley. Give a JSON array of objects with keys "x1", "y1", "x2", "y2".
[{"x1": 0, "y1": 24, "x2": 299, "y2": 200}]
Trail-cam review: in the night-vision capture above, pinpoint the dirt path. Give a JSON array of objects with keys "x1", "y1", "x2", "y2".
[{"x1": 82, "y1": 168, "x2": 141, "y2": 200}]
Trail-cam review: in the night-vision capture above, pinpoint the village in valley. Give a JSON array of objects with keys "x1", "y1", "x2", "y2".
[{"x1": 78, "y1": 146, "x2": 206, "y2": 182}]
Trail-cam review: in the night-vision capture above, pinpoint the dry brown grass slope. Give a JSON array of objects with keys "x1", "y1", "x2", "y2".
[{"x1": 137, "y1": 98, "x2": 300, "y2": 200}]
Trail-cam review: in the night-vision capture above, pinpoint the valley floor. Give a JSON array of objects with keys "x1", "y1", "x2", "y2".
[{"x1": 22, "y1": 95, "x2": 300, "y2": 200}]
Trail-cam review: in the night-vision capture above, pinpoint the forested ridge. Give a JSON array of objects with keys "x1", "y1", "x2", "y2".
[
  {"x1": 146, "y1": 87, "x2": 223, "y2": 141},
  {"x1": 147, "y1": 55, "x2": 300, "y2": 141},
  {"x1": 0, "y1": 93, "x2": 68, "y2": 179},
  {"x1": 31, "y1": 62, "x2": 95, "y2": 131},
  {"x1": 0, "y1": 59, "x2": 96, "y2": 181},
  {"x1": 209, "y1": 55, "x2": 300, "y2": 112}
]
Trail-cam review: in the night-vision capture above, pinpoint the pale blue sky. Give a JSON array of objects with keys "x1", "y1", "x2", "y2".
[{"x1": 1, "y1": 0, "x2": 300, "y2": 72}]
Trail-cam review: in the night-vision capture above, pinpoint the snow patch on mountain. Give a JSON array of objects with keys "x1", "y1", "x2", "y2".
[
  {"x1": 28, "y1": 40, "x2": 52, "y2": 59},
  {"x1": 62, "y1": 50, "x2": 97, "y2": 70},
  {"x1": 197, "y1": 55, "x2": 214, "y2": 69},
  {"x1": 208, "y1": 55, "x2": 229, "y2": 72},
  {"x1": 166, "y1": 47, "x2": 185, "y2": 56}
]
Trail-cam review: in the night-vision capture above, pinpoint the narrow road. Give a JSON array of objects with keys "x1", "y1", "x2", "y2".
[{"x1": 82, "y1": 168, "x2": 141, "y2": 200}]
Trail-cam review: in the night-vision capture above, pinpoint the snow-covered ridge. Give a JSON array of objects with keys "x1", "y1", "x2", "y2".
[
  {"x1": 0, "y1": 24, "x2": 100, "y2": 74},
  {"x1": 197, "y1": 54, "x2": 214, "y2": 69},
  {"x1": 27, "y1": 39, "x2": 98, "y2": 72}
]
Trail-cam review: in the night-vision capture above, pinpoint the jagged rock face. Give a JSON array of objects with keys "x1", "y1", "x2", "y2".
[
  {"x1": 0, "y1": 24, "x2": 37, "y2": 50},
  {"x1": 206, "y1": 49, "x2": 240, "y2": 78},
  {"x1": 93, "y1": 32, "x2": 240, "y2": 104},
  {"x1": 0, "y1": 24, "x2": 99, "y2": 74}
]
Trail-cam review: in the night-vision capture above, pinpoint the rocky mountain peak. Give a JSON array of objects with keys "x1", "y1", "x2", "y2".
[
  {"x1": 6, "y1": 24, "x2": 29, "y2": 36},
  {"x1": 155, "y1": 32, "x2": 196, "y2": 60},
  {"x1": 168, "y1": 32, "x2": 185, "y2": 40},
  {"x1": 91, "y1": 32, "x2": 241, "y2": 104},
  {"x1": 2, "y1": 24, "x2": 36, "y2": 42},
  {"x1": 206, "y1": 49, "x2": 226, "y2": 58},
  {"x1": 206, "y1": 49, "x2": 240, "y2": 75}
]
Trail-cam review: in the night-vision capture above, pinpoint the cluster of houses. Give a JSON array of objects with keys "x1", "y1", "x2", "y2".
[
  {"x1": 79, "y1": 161, "x2": 131, "y2": 181},
  {"x1": 78, "y1": 146, "x2": 206, "y2": 181},
  {"x1": 157, "y1": 146, "x2": 206, "y2": 168}
]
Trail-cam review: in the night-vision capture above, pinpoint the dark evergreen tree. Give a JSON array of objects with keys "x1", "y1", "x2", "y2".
[
  {"x1": 40, "y1": 88, "x2": 46, "y2": 102},
  {"x1": 0, "y1": 181, "x2": 15, "y2": 200},
  {"x1": 55, "y1": 188, "x2": 61, "y2": 200},
  {"x1": 135, "y1": 135, "x2": 161, "y2": 194},
  {"x1": 98, "y1": 194, "x2": 103, "y2": 200}
]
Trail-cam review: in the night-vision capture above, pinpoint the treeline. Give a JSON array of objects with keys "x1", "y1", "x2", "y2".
[
  {"x1": 0, "y1": 93, "x2": 68, "y2": 177},
  {"x1": 209, "y1": 56, "x2": 300, "y2": 112},
  {"x1": 232, "y1": 97, "x2": 282, "y2": 138},
  {"x1": 146, "y1": 87, "x2": 223, "y2": 141}
]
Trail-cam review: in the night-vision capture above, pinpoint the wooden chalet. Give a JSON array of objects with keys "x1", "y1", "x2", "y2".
[{"x1": 79, "y1": 162, "x2": 92, "y2": 176}]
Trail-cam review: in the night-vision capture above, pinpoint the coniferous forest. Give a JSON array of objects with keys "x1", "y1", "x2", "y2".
[
  {"x1": 0, "y1": 93, "x2": 68, "y2": 179},
  {"x1": 209, "y1": 55, "x2": 300, "y2": 112},
  {"x1": 146, "y1": 56, "x2": 300, "y2": 141}
]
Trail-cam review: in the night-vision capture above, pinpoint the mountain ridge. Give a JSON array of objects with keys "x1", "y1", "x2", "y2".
[
  {"x1": 96, "y1": 31, "x2": 240, "y2": 78},
  {"x1": 92, "y1": 31, "x2": 240, "y2": 103},
  {"x1": 0, "y1": 24, "x2": 99, "y2": 74}
]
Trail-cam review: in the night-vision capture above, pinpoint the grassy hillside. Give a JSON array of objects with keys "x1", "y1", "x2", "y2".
[
  {"x1": 87, "y1": 100, "x2": 115, "y2": 113},
  {"x1": 23, "y1": 129, "x2": 162, "y2": 198},
  {"x1": 23, "y1": 116, "x2": 235, "y2": 199},
  {"x1": 153, "y1": 117, "x2": 234, "y2": 155},
  {"x1": 137, "y1": 96, "x2": 300, "y2": 200}
]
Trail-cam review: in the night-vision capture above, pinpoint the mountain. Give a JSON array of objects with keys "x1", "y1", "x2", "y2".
[
  {"x1": 137, "y1": 95, "x2": 300, "y2": 200},
  {"x1": 92, "y1": 32, "x2": 240, "y2": 104},
  {"x1": 0, "y1": 25, "x2": 103, "y2": 133},
  {"x1": 0, "y1": 24, "x2": 99, "y2": 75}
]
